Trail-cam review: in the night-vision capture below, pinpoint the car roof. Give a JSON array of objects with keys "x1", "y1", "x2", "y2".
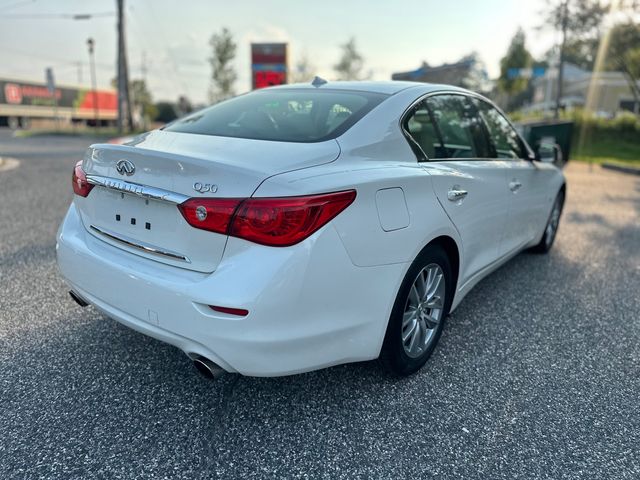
[{"x1": 269, "y1": 80, "x2": 469, "y2": 96}]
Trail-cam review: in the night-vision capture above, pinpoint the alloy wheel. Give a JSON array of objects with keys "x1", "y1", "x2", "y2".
[
  {"x1": 402, "y1": 263, "x2": 446, "y2": 358},
  {"x1": 545, "y1": 197, "x2": 562, "y2": 247}
]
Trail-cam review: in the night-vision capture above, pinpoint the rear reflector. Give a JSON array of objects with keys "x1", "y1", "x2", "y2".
[
  {"x1": 178, "y1": 190, "x2": 356, "y2": 247},
  {"x1": 209, "y1": 305, "x2": 249, "y2": 316},
  {"x1": 72, "y1": 160, "x2": 94, "y2": 197}
]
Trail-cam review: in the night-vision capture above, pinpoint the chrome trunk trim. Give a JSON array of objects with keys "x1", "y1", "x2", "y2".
[
  {"x1": 89, "y1": 225, "x2": 191, "y2": 263},
  {"x1": 86, "y1": 174, "x2": 190, "y2": 205}
]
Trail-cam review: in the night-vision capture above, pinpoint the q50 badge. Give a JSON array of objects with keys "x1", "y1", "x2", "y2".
[{"x1": 193, "y1": 182, "x2": 218, "y2": 194}]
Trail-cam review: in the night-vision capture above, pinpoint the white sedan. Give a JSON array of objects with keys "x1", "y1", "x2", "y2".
[{"x1": 57, "y1": 81, "x2": 565, "y2": 378}]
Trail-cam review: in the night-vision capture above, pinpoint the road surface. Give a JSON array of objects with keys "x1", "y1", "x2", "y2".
[{"x1": 1, "y1": 129, "x2": 639, "y2": 479}]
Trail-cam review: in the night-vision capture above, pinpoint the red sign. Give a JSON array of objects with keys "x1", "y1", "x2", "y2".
[
  {"x1": 4, "y1": 83, "x2": 22, "y2": 104},
  {"x1": 1, "y1": 78, "x2": 118, "y2": 118},
  {"x1": 251, "y1": 43, "x2": 287, "y2": 90},
  {"x1": 78, "y1": 90, "x2": 118, "y2": 111},
  {"x1": 254, "y1": 71, "x2": 287, "y2": 89}
]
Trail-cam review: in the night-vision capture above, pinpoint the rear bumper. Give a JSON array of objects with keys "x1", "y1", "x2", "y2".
[{"x1": 56, "y1": 203, "x2": 407, "y2": 376}]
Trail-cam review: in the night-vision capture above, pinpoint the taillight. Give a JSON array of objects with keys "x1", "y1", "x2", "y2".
[
  {"x1": 178, "y1": 190, "x2": 356, "y2": 247},
  {"x1": 72, "y1": 161, "x2": 94, "y2": 197},
  {"x1": 178, "y1": 198, "x2": 243, "y2": 234},
  {"x1": 230, "y1": 190, "x2": 356, "y2": 246}
]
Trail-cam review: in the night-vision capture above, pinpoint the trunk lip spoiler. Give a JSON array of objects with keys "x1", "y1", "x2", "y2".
[
  {"x1": 86, "y1": 174, "x2": 190, "y2": 205},
  {"x1": 89, "y1": 224, "x2": 191, "y2": 263}
]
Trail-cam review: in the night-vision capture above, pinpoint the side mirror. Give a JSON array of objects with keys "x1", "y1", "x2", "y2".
[{"x1": 535, "y1": 138, "x2": 562, "y2": 164}]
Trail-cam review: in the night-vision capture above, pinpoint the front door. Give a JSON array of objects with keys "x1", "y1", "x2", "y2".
[{"x1": 404, "y1": 94, "x2": 510, "y2": 286}]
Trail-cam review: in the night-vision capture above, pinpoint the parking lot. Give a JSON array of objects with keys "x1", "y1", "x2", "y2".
[{"x1": 1, "y1": 128, "x2": 639, "y2": 479}]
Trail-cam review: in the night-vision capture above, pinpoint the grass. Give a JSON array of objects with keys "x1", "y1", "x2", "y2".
[{"x1": 571, "y1": 134, "x2": 640, "y2": 167}]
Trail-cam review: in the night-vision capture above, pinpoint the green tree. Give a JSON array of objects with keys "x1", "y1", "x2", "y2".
[
  {"x1": 334, "y1": 38, "x2": 367, "y2": 81},
  {"x1": 154, "y1": 101, "x2": 177, "y2": 123},
  {"x1": 624, "y1": 48, "x2": 640, "y2": 80},
  {"x1": 459, "y1": 53, "x2": 491, "y2": 93},
  {"x1": 176, "y1": 95, "x2": 193, "y2": 117},
  {"x1": 130, "y1": 79, "x2": 157, "y2": 124},
  {"x1": 208, "y1": 27, "x2": 237, "y2": 103},
  {"x1": 540, "y1": 0, "x2": 610, "y2": 116},
  {"x1": 289, "y1": 53, "x2": 316, "y2": 83},
  {"x1": 541, "y1": 0, "x2": 610, "y2": 69},
  {"x1": 605, "y1": 22, "x2": 640, "y2": 107},
  {"x1": 111, "y1": 78, "x2": 156, "y2": 128},
  {"x1": 498, "y1": 28, "x2": 534, "y2": 95}
]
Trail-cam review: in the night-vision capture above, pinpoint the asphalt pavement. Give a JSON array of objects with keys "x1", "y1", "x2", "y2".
[{"x1": 1, "y1": 128, "x2": 639, "y2": 479}]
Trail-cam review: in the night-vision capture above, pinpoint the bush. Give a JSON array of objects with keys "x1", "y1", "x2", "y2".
[
  {"x1": 154, "y1": 102, "x2": 178, "y2": 124},
  {"x1": 512, "y1": 108, "x2": 640, "y2": 162},
  {"x1": 565, "y1": 109, "x2": 640, "y2": 135},
  {"x1": 609, "y1": 112, "x2": 640, "y2": 133}
]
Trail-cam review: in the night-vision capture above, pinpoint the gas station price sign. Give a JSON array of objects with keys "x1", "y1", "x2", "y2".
[{"x1": 251, "y1": 43, "x2": 288, "y2": 89}]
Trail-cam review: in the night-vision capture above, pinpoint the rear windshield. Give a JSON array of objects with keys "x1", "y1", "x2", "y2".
[{"x1": 164, "y1": 89, "x2": 388, "y2": 143}]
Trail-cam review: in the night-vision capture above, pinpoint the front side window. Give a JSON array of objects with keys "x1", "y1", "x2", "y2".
[
  {"x1": 164, "y1": 89, "x2": 388, "y2": 143},
  {"x1": 425, "y1": 95, "x2": 490, "y2": 159},
  {"x1": 473, "y1": 99, "x2": 525, "y2": 159}
]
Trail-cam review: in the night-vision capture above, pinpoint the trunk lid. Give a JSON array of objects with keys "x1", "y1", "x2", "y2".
[{"x1": 76, "y1": 130, "x2": 340, "y2": 273}]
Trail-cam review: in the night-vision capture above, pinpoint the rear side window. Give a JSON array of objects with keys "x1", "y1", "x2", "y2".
[
  {"x1": 164, "y1": 89, "x2": 388, "y2": 143},
  {"x1": 404, "y1": 102, "x2": 442, "y2": 158},
  {"x1": 473, "y1": 98, "x2": 525, "y2": 159},
  {"x1": 425, "y1": 95, "x2": 490, "y2": 159}
]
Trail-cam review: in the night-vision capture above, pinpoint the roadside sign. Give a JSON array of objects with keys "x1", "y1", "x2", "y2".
[
  {"x1": 251, "y1": 43, "x2": 287, "y2": 89},
  {"x1": 507, "y1": 67, "x2": 546, "y2": 80}
]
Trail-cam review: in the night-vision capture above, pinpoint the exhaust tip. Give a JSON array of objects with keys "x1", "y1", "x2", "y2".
[
  {"x1": 69, "y1": 290, "x2": 89, "y2": 307},
  {"x1": 192, "y1": 356, "x2": 226, "y2": 380}
]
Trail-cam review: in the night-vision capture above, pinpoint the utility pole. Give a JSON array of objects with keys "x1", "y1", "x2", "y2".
[
  {"x1": 87, "y1": 38, "x2": 99, "y2": 130},
  {"x1": 116, "y1": 0, "x2": 133, "y2": 133},
  {"x1": 141, "y1": 51, "x2": 147, "y2": 83},
  {"x1": 46, "y1": 67, "x2": 60, "y2": 131},
  {"x1": 555, "y1": 0, "x2": 569, "y2": 120}
]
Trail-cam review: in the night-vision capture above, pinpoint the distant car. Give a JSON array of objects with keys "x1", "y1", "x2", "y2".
[{"x1": 57, "y1": 81, "x2": 565, "y2": 378}]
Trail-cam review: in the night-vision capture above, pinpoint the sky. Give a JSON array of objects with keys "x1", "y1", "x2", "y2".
[{"x1": 0, "y1": 0, "x2": 560, "y2": 103}]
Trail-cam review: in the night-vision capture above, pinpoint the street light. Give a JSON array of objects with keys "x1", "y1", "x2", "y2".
[{"x1": 86, "y1": 37, "x2": 99, "y2": 130}]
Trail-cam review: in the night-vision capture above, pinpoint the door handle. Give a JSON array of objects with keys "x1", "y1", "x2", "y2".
[
  {"x1": 447, "y1": 188, "x2": 468, "y2": 202},
  {"x1": 509, "y1": 180, "x2": 522, "y2": 192}
]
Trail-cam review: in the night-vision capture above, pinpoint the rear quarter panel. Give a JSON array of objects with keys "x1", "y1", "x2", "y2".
[{"x1": 253, "y1": 159, "x2": 462, "y2": 270}]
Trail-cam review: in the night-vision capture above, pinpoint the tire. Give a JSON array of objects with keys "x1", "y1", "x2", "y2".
[
  {"x1": 380, "y1": 244, "x2": 453, "y2": 376},
  {"x1": 531, "y1": 189, "x2": 565, "y2": 254},
  {"x1": 7, "y1": 116, "x2": 19, "y2": 130}
]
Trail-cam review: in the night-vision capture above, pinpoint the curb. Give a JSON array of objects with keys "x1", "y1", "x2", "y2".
[
  {"x1": 0, "y1": 157, "x2": 20, "y2": 173},
  {"x1": 602, "y1": 162, "x2": 640, "y2": 176}
]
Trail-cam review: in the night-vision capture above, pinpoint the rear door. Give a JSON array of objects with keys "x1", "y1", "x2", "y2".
[{"x1": 406, "y1": 94, "x2": 510, "y2": 285}]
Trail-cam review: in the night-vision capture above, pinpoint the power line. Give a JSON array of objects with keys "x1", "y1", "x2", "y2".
[
  {"x1": 1, "y1": 0, "x2": 35, "y2": 12},
  {"x1": 128, "y1": 3, "x2": 190, "y2": 96},
  {"x1": 1, "y1": 46, "x2": 112, "y2": 70},
  {"x1": 0, "y1": 11, "x2": 114, "y2": 20},
  {"x1": 140, "y1": 0, "x2": 191, "y2": 95}
]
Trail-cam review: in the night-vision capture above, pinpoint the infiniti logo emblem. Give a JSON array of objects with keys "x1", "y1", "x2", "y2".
[{"x1": 115, "y1": 159, "x2": 136, "y2": 176}]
